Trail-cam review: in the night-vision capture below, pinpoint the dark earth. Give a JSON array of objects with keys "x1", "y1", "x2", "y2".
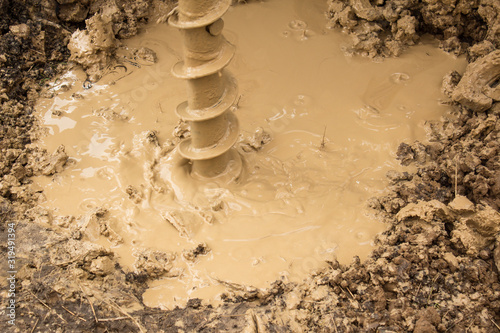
[{"x1": 1, "y1": 0, "x2": 500, "y2": 332}]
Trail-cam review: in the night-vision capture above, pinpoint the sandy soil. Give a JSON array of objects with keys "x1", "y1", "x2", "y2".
[{"x1": 0, "y1": 0, "x2": 499, "y2": 332}]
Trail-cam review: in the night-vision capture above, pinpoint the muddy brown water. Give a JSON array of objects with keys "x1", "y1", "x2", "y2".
[{"x1": 34, "y1": 0, "x2": 466, "y2": 309}]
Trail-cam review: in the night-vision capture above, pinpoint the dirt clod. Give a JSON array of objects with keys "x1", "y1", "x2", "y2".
[
  {"x1": 451, "y1": 50, "x2": 500, "y2": 112},
  {"x1": 327, "y1": 0, "x2": 490, "y2": 57},
  {"x1": 133, "y1": 248, "x2": 180, "y2": 279}
]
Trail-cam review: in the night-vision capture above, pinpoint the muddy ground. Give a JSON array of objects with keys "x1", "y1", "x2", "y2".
[{"x1": 0, "y1": 0, "x2": 499, "y2": 332}]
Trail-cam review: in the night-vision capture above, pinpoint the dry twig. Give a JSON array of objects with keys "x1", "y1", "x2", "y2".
[
  {"x1": 61, "y1": 305, "x2": 87, "y2": 322},
  {"x1": 427, "y1": 273, "x2": 441, "y2": 304},
  {"x1": 34, "y1": 17, "x2": 72, "y2": 35},
  {"x1": 445, "y1": 317, "x2": 463, "y2": 332},
  {"x1": 487, "y1": 314, "x2": 500, "y2": 331},
  {"x1": 78, "y1": 284, "x2": 98, "y2": 323},
  {"x1": 98, "y1": 316, "x2": 129, "y2": 322},
  {"x1": 331, "y1": 316, "x2": 339, "y2": 333},
  {"x1": 235, "y1": 95, "x2": 242, "y2": 109},
  {"x1": 320, "y1": 126, "x2": 327, "y2": 150},
  {"x1": 30, "y1": 317, "x2": 39, "y2": 333},
  {"x1": 104, "y1": 298, "x2": 146, "y2": 333},
  {"x1": 28, "y1": 290, "x2": 67, "y2": 323},
  {"x1": 28, "y1": 291, "x2": 50, "y2": 310},
  {"x1": 346, "y1": 287, "x2": 355, "y2": 299}
]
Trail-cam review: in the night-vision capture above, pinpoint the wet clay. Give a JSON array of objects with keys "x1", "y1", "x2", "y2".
[
  {"x1": 34, "y1": 0, "x2": 466, "y2": 309},
  {"x1": 327, "y1": 0, "x2": 492, "y2": 58}
]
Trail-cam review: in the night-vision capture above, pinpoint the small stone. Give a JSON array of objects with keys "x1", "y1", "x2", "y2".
[
  {"x1": 41, "y1": 145, "x2": 68, "y2": 175},
  {"x1": 310, "y1": 285, "x2": 330, "y2": 301},
  {"x1": 89, "y1": 256, "x2": 115, "y2": 276},
  {"x1": 443, "y1": 252, "x2": 459, "y2": 272},
  {"x1": 126, "y1": 185, "x2": 143, "y2": 204},
  {"x1": 452, "y1": 50, "x2": 500, "y2": 112},
  {"x1": 441, "y1": 70, "x2": 461, "y2": 98},
  {"x1": 133, "y1": 248, "x2": 178, "y2": 279},
  {"x1": 414, "y1": 307, "x2": 440, "y2": 333},
  {"x1": 241, "y1": 127, "x2": 272, "y2": 152},
  {"x1": 9, "y1": 24, "x2": 30, "y2": 38},
  {"x1": 53, "y1": 215, "x2": 75, "y2": 228},
  {"x1": 467, "y1": 40, "x2": 495, "y2": 62},
  {"x1": 396, "y1": 200, "x2": 451, "y2": 223},
  {"x1": 386, "y1": 170, "x2": 412, "y2": 183},
  {"x1": 414, "y1": 319, "x2": 437, "y2": 333},
  {"x1": 448, "y1": 195, "x2": 474, "y2": 213},
  {"x1": 182, "y1": 243, "x2": 210, "y2": 262},
  {"x1": 284, "y1": 291, "x2": 301, "y2": 310},
  {"x1": 11, "y1": 164, "x2": 26, "y2": 180},
  {"x1": 134, "y1": 47, "x2": 157, "y2": 63}
]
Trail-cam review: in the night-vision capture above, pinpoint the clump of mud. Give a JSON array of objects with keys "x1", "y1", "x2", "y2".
[
  {"x1": 66, "y1": 0, "x2": 175, "y2": 81},
  {"x1": 372, "y1": 48, "x2": 500, "y2": 214},
  {"x1": 1, "y1": 0, "x2": 500, "y2": 332},
  {"x1": 327, "y1": 0, "x2": 498, "y2": 57}
]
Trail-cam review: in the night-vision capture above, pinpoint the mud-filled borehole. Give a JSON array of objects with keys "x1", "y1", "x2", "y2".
[{"x1": 33, "y1": 0, "x2": 466, "y2": 309}]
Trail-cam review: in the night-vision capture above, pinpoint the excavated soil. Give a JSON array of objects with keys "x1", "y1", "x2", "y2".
[{"x1": 0, "y1": 0, "x2": 499, "y2": 332}]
